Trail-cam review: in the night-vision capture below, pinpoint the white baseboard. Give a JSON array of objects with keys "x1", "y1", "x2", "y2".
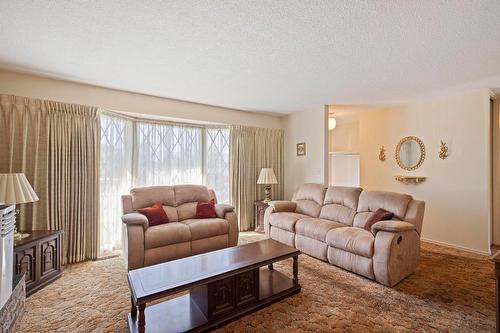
[{"x1": 421, "y1": 237, "x2": 490, "y2": 256}]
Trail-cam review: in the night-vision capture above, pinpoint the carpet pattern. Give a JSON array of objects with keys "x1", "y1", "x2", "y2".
[{"x1": 18, "y1": 232, "x2": 495, "y2": 332}]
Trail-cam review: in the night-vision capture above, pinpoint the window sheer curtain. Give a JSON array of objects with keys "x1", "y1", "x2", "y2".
[
  {"x1": 99, "y1": 112, "x2": 230, "y2": 253},
  {"x1": 100, "y1": 115, "x2": 133, "y2": 253},
  {"x1": 135, "y1": 122, "x2": 202, "y2": 186},
  {"x1": 206, "y1": 127, "x2": 230, "y2": 204}
]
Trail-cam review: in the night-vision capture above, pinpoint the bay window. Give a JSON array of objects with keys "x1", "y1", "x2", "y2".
[{"x1": 99, "y1": 112, "x2": 229, "y2": 254}]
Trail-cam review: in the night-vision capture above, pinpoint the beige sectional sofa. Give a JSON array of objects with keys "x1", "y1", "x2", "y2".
[
  {"x1": 264, "y1": 183, "x2": 425, "y2": 286},
  {"x1": 121, "y1": 185, "x2": 238, "y2": 270}
]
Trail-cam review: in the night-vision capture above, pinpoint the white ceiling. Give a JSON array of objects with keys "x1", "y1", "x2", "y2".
[{"x1": 1, "y1": 1, "x2": 500, "y2": 114}]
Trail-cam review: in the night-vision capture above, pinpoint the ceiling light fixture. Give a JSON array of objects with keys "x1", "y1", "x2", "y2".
[{"x1": 328, "y1": 116, "x2": 336, "y2": 130}]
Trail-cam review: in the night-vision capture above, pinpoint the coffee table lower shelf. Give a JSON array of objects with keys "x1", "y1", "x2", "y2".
[{"x1": 128, "y1": 268, "x2": 300, "y2": 333}]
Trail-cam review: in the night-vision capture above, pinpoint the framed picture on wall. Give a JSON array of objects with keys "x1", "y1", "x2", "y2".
[{"x1": 297, "y1": 142, "x2": 306, "y2": 156}]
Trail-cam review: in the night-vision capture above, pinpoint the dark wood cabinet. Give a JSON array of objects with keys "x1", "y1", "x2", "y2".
[
  {"x1": 254, "y1": 201, "x2": 269, "y2": 233},
  {"x1": 190, "y1": 268, "x2": 260, "y2": 321},
  {"x1": 235, "y1": 268, "x2": 259, "y2": 307},
  {"x1": 14, "y1": 230, "x2": 62, "y2": 296},
  {"x1": 209, "y1": 277, "x2": 235, "y2": 318}
]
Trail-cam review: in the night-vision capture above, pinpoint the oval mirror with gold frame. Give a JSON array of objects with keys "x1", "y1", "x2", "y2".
[{"x1": 395, "y1": 136, "x2": 425, "y2": 171}]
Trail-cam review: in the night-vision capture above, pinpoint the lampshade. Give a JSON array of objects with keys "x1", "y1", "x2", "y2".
[
  {"x1": 328, "y1": 117, "x2": 337, "y2": 130},
  {"x1": 257, "y1": 168, "x2": 278, "y2": 185},
  {"x1": 0, "y1": 173, "x2": 39, "y2": 204}
]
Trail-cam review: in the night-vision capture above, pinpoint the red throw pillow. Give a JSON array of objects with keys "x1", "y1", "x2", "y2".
[
  {"x1": 137, "y1": 202, "x2": 170, "y2": 226},
  {"x1": 364, "y1": 208, "x2": 394, "y2": 231},
  {"x1": 196, "y1": 199, "x2": 216, "y2": 219}
]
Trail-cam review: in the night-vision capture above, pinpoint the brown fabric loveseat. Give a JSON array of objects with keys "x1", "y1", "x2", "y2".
[
  {"x1": 121, "y1": 184, "x2": 238, "y2": 270},
  {"x1": 264, "y1": 183, "x2": 425, "y2": 287}
]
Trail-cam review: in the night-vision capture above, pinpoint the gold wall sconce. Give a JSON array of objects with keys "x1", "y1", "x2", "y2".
[
  {"x1": 379, "y1": 146, "x2": 386, "y2": 161},
  {"x1": 439, "y1": 140, "x2": 449, "y2": 159}
]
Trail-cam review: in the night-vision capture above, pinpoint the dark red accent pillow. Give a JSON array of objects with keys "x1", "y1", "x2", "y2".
[
  {"x1": 137, "y1": 202, "x2": 170, "y2": 226},
  {"x1": 364, "y1": 208, "x2": 394, "y2": 231},
  {"x1": 196, "y1": 199, "x2": 216, "y2": 219}
]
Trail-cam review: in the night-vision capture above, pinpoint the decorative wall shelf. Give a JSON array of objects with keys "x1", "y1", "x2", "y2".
[{"x1": 394, "y1": 176, "x2": 427, "y2": 184}]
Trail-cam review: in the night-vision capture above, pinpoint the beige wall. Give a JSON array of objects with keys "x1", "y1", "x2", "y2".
[
  {"x1": 493, "y1": 98, "x2": 500, "y2": 245},
  {"x1": 0, "y1": 70, "x2": 283, "y2": 128},
  {"x1": 338, "y1": 89, "x2": 491, "y2": 254},
  {"x1": 282, "y1": 108, "x2": 328, "y2": 199},
  {"x1": 328, "y1": 119, "x2": 360, "y2": 152}
]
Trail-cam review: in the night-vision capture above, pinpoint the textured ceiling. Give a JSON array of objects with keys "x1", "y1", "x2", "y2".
[{"x1": 1, "y1": 1, "x2": 500, "y2": 113}]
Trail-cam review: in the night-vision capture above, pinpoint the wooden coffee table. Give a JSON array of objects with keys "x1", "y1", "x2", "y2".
[{"x1": 127, "y1": 239, "x2": 301, "y2": 333}]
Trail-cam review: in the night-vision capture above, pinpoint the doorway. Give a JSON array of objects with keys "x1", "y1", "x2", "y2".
[{"x1": 326, "y1": 107, "x2": 361, "y2": 187}]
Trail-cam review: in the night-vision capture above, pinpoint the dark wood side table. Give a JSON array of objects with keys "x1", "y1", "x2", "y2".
[
  {"x1": 14, "y1": 230, "x2": 63, "y2": 296},
  {"x1": 492, "y1": 252, "x2": 500, "y2": 333},
  {"x1": 254, "y1": 200, "x2": 269, "y2": 233}
]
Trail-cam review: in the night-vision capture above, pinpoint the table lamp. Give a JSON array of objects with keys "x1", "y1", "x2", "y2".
[
  {"x1": 0, "y1": 173, "x2": 39, "y2": 241},
  {"x1": 257, "y1": 168, "x2": 278, "y2": 203}
]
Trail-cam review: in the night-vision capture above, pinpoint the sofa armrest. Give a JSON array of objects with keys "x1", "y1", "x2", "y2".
[
  {"x1": 268, "y1": 201, "x2": 297, "y2": 212},
  {"x1": 122, "y1": 213, "x2": 149, "y2": 231},
  {"x1": 225, "y1": 211, "x2": 239, "y2": 247},
  {"x1": 371, "y1": 221, "x2": 416, "y2": 236},
  {"x1": 215, "y1": 204, "x2": 235, "y2": 218}
]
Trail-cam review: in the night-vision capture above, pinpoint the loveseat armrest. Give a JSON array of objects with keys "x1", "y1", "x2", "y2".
[
  {"x1": 215, "y1": 204, "x2": 235, "y2": 218},
  {"x1": 122, "y1": 213, "x2": 149, "y2": 231},
  {"x1": 268, "y1": 201, "x2": 297, "y2": 212},
  {"x1": 371, "y1": 221, "x2": 416, "y2": 236}
]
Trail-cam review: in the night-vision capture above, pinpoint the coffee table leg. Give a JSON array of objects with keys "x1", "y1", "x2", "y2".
[
  {"x1": 131, "y1": 296, "x2": 137, "y2": 318},
  {"x1": 293, "y1": 255, "x2": 298, "y2": 286},
  {"x1": 268, "y1": 263, "x2": 273, "y2": 270},
  {"x1": 138, "y1": 303, "x2": 146, "y2": 333}
]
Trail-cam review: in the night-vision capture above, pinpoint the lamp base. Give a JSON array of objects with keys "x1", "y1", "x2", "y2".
[
  {"x1": 14, "y1": 226, "x2": 29, "y2": 242},
  {"x1": 263, "y1": 185, "x2": 272, "y2": 203}
]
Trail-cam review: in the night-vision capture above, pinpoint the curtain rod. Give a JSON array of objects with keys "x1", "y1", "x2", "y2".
[{"x1": 100, "y1": 109, "x2": 229, "y2": 129}]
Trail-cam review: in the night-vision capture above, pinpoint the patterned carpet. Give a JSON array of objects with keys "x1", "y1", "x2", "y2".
[{"x1": 18, "y1": 232, "x2": 495, "y2": 332}]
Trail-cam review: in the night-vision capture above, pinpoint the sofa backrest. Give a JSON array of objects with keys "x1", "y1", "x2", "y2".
[
  {"x1": 292, "y1": 183, "x2": 327, "y2": 217},
  {"x1": 319, "y1": 186, "x2": 362, "y2": 225},
  {"x1": 174, "y1": 185, "x2": 211, "y2": 221},
  {"x1": 122, "y1": 184, "x2": 216, "y2": 222},
  {"x1": 353, "y1": 190, "x2": 413, "y2": 229}
]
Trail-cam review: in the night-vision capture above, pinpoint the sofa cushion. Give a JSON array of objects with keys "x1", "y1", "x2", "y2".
[
  {"x1": 195, "y1": 199, "x2": 216, "y2": 218},
  {"x1": 326, "y1": 227, "x2": 374, "y2": 258},
  {"x1": 357, "y1": 191, "x2": 412, "y2": 220},
  {"x1": 268, "y1": 212, "x2": 309, "y2": 232},
  {"x1": 295, "y1": 218, "x2": 344, "y2": 242},
  {"x1": 319, "y1": 186, "x2": 362, "y2": 226},
  {"x1": 177, "y1": 202, "x2": 198, "y2": 221},
  {"x1": 323, "y1": 186, "x2": 362, "y2": 209},
  {"x1": 292, "y1": 183, "x2": 326, "y2": 217},
  {"x1": 295, "y1": 200, "x2": 323, "y2": 218},
  {"x1": 320, "y1": 205, "x2": 357, "y2": 226},
  {"x1": 353, "y1": 212, "x2": 376, "y2": 229},
  {"x1": 137, "y1": 202, "x2": 170, "y2": 227},
  {"x1": 364, "y1": 208, "x2": 393, "y2": 231},
  {"x1": 130, "y1": 186, "x2": 175, "y2": 210},
  {"x1": 163, "y1": 206, "x2": 179, "y2": 222},
  {"x1": 144, "y1": 222, "x2": 191, "y2": 249},
  {"x1": 270, "y1": 226, "x2": 295, "y2": 247},
  {"x1": 295, "y1": 234, "x2": 328, "y2": 261},
  {"x1": 327, "y1": 247, "x2": 374, "y2": 279},
  {"x1": 174, "y1": 185, "x2": 211, "y2": 206},
  {"x1": 183, "y1": 218, "x2": 229, "y2": 240}
]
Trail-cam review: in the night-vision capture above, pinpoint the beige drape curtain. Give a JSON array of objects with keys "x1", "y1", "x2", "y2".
[
  {"x1": 0, "y1": 95, "x2": 49, "y2": 230},
  {"x1": 229, "y1": 125, "x2": 284, "y2": 231},
  {"x1": 0, "y1": 94, "x2": 100, "y2": 264},
  {"x1": 46, "y1": 101, "x2": 100, "y2": 263}
]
